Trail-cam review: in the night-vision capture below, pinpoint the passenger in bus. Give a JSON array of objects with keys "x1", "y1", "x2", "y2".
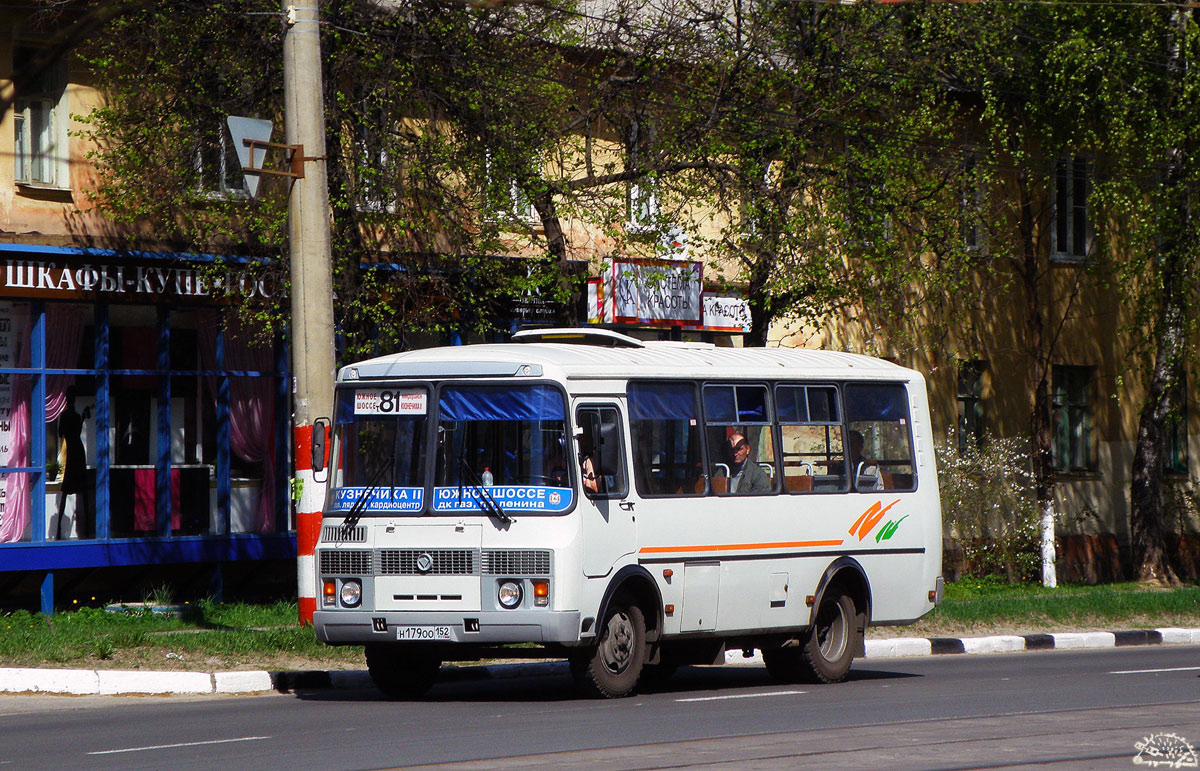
[
  {"x1": 849, "y1": 429, "x2": 882, "y2": 491},
  {"x1": 580, "y1": 455, "x2": 600, "y2": 495},
  {"x1": 849, "y1": 430, "x2": 867, "y2": 470},
  {"x1": 727, "y1": 432, "x2": 771, "y2": 494}
]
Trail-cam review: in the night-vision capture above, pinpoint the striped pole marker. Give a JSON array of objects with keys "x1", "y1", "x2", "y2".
[{"x1": 294, "y1": 423, "x2": 327, "y2": 625}]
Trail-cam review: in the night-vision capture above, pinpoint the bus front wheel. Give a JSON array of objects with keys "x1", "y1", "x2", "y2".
[
  {"x1": 570, "y1": 602, "x2": 647, "y2": 698},
  {"x1": 763, "y1": 592, "x2": 857, "y2": 684},
  {"x1": 365, "y1": 643, "x2": 441, "y2": 699}
]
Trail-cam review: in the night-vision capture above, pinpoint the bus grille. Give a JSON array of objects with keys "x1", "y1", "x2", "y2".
[
  {"x1": 319, "y1": 549, "x2": 373, "y2": 575},
  {"x1": 321, "y1": 525, "x2": 367, "y2": 543},
  {"x1": 482, "y1": 550, "x2": 551, "y2": 576},
  {"x1": 377, "y1": 549, "x2": 477, "y2": 576}
]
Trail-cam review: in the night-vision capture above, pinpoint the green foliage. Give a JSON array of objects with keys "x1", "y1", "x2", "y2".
[{"x1": 937, "y1": 430, "x2": 1041, "y2": 582}]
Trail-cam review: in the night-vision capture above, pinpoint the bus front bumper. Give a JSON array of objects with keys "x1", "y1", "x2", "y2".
[{"x1": 314, "y1": 609, "x2": 582, "y2": 646}]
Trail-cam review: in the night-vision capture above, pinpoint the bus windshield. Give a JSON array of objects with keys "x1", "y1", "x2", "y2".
[
  {"x1": 327, "y1": 382, "x2": 573, "y2": 516},
  {"x1": 432, "y1": 383, "x2": 572, "y2": 514},
  {"x1": 329, "y1": 386, "x2": 430, "y2": 514}
]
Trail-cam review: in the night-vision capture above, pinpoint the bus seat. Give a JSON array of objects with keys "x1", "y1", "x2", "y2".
[
  {"x1": 881, "y1": 472, "x2": 895, "y2": 490},
  {"x1": 711, "y1": 476, "x2": 729, "y2": 495},
  {"x1": 784, "y1": 475, "x2": 813, "y2": 492}
]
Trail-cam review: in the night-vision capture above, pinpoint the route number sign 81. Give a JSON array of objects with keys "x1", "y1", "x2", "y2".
[{"x1": 354, "y1": 388, "x2": 427, "y2": 415}]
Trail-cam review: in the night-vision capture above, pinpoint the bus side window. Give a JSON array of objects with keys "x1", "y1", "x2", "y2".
[
  {"x1": 776, "y1": 384, "x2": 847, "y2": 493},
  {"x1": 576, "y1": 406, "x2": 628, "y2": 499},
  {"x1": 628, "y1": 381, "x2": 704, "y2": 497},
  {"x1": 703, "y1": 384, "x2": 777, "y2": 495},
  {"x1": 844, "y1": 383, "x2": 917, "y2": 492}
]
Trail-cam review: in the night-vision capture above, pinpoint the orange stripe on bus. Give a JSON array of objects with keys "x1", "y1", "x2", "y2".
[{"x1": 639, "y1": 540, "x2": 844, "y2": 554}]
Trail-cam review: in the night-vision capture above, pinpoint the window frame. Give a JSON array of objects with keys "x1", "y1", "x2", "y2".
[
  {"x1": 775, "y1": 382, "x2": 848, "y2": 495},
  {"x1": 956, "y1": 360, "x2": 986, "y2": 454},
  {"x1": 1051, "y1": 155, "x2": 1091, "y2": 262},
  {"x1": 1052, "y1": 365, "x2": 1094, "y2": 472},
  {"x1": 627, "y1": 379, "x2": 705, "y2": 498},
  {"x1": 701, "y1": 382, "x2": 778, "y2": 497},
  {"x1": 13, "y1": 45, "x2": 69, "y2": 190},
  {"x1": 575, "y1": 403, "x2": 629, "y2": 500}
]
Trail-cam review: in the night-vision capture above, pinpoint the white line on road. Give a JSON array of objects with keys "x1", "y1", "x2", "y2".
[
  {"x1": 87, "y1": 736, "x2": 271, "y2": 756},
  {"x1": 1108, "y1": 666, "x2": 1200, "y2": 675},
  {"x1": 677, "y1": 690, "x2": 805, "y2": 703}
]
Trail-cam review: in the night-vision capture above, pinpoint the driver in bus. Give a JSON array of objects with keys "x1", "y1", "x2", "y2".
[
  {"x1": 580, "y1": 455, "x2": 601, "y2": 495},
  {"x1": 728, "y1": 432, "x2": 771, "y2": 494}
]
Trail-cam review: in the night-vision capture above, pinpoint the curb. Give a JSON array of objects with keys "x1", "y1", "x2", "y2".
[{"x1": 2, "y1": 627, "x2": 1198, "y2": 697}]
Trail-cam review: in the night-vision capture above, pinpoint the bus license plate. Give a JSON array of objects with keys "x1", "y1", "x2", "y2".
[{"x1": 395, "y1": 625, "x2": 452, "y2": 641}]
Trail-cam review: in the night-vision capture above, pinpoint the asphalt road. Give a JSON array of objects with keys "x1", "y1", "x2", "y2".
[{"x1": 2, "y1": 646, "x2": 1198, "y2": 771}]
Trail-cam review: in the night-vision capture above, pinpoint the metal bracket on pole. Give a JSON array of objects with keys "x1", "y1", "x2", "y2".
[{"x1": 241, "y1": 138, "x2": 324, "y2": 180}]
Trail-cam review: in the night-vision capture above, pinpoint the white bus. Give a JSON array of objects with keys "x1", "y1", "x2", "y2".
[{"x1": 311, "y1": 328, "x2": 943, "y2": 698}]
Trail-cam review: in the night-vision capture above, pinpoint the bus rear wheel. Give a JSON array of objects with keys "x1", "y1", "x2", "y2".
[
  {"x1": 366, "y1": 643, "x2": 441, "y2": 699},
  {"x1": 763, "y1": 592, "x2": 857, "y2": 684},
  {"x1": 570, "y1": 602, "x2": 646, "y2": 698}
]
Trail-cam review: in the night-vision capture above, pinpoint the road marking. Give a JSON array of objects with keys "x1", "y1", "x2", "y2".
[
  {"x1": 677, "y1": 690, "x2": 805, "y2": 703},
  {"x1": 87, "y1": 736, "x2": 270, "y2": 756},
  {"x1": 1108, "y1": 666, "x2": 1200, "y2": 675}
]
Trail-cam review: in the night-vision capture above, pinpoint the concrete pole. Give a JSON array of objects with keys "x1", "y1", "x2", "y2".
[{"x1": 282, "y1": 0, "x2": 336, "y2": 623}]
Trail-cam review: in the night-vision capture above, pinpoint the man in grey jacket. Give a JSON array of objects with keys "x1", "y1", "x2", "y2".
[{"x1": 728, "y1": 432, "x2": 772, "y2": 494}]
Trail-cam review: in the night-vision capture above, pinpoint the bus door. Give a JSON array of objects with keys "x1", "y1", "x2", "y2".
[{"x1": 574, "y1": 403, "x2": 635, "y2": 577}]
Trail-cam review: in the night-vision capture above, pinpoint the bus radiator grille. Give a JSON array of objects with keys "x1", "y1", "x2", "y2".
[
  {"x1": 321, "y1": 525, "x2": 367, "y2": 543},
  {"x1": 318, "y1": 549, "x2": 374, "y2": 576},
  {"x1": 481, "y1": 550, "x2": 551, "y2": 576},
  {"x1": 377, "y1": 549, "x2": 477, "y2": 576}
]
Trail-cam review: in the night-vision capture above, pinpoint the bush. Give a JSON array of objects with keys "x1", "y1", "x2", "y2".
[{"x1": 936, "y1": 430, "x2": 1041, "y2": 582}]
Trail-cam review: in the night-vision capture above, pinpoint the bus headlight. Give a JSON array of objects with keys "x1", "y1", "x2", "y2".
[
  {"x1": 340, "y1": 579, "x2": 362, "y2": 608},
  {"x1": 497, "y1": 580, "x2": 522, "y2": 609}
]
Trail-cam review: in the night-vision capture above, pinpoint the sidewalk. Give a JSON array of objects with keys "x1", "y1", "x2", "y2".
[{"x1": 3, "y1": 627, "x2": 1198, "y2": 697}]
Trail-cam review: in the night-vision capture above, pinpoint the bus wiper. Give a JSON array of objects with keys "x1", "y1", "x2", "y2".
[
  {"x1": 342, "y1": 455, "x2": 391, "y2": 535},
  {"x1": 458, "y1": 454, "x2": 511, "y2": 525}
]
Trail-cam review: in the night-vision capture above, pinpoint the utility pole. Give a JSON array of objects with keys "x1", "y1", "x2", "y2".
[{"x1": 282, "y1": 0, "x2": 336, "y2": 624}]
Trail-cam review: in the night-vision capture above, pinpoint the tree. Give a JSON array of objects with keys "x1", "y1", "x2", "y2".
[
  {"x1": 1060, "y1": 3, "x2": 1200, "y2": 585},
  {"x1": 82, "y1": 0, "x2": 754, "y2": 357},
  {"x1": 663, "y1": 2, "x2": 982, "y2": 348}
]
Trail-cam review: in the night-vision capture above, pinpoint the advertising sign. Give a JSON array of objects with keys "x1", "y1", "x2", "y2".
[{"x1": 611, "y1": 259, "x2": 702, "y2": 325}]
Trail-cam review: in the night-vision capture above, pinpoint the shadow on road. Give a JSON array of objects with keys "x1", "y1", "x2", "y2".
[{"x1": 290, "y1": 661, "x2": 921, "y2": 704}]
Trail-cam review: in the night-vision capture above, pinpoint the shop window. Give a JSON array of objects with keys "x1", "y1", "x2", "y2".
[
  {"x1": 13, "y1": 44, "x2": 69, "y2": 189},
  {"x1": 957, "y1": 360, "x2": 986, "y2": 454},
  {"x1": 1052, "y1": 365, "x2": 1093, "y2": 472},
  {"x1": 845, "y1": 383, "x2": 916, "y2": 492},
  {"x1": 703, "y1": 384, "x2": 776, "y2": 495},
  {"x1": 776, "y1": 384, "x2": 847, "y2": 494}
]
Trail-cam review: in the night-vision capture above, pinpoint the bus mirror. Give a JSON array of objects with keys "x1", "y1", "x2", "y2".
[
  {"x1": 312, "y1": 417, "x2": 330, "y2": 474},
  {"x1": 597, "y1": 417, "x2": 621, "y2": 477}
]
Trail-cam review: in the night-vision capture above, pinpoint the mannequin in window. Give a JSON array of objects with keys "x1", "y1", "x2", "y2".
[{"x1": 55, "y1": 386, "x2": 91, "y2": 539}]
